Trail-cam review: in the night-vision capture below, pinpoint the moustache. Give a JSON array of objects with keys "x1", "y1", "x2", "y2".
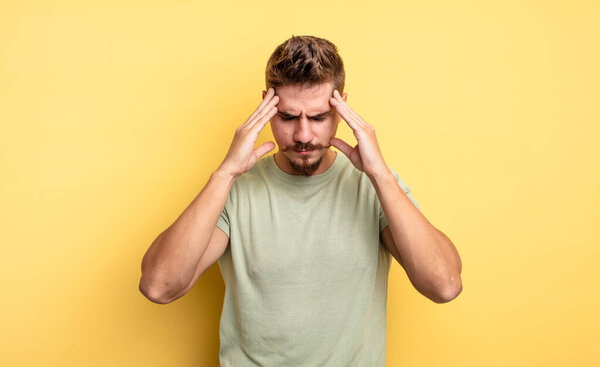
[{"x1": 282, "y1": 143, "x2": 330, "y2": 152}]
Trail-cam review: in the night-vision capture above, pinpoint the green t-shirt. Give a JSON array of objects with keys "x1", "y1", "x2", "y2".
[{"x1": 216, "y1": 151, "x2": 421, "y2": 366}]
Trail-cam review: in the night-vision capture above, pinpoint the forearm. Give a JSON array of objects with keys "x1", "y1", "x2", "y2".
[
  {"x1": 139, "y1": 168, "x2": 235, "y2": 301},
  {"x1": 138, "y1": 87, "x2": 278, "y2": 302},
  {"x1": 370, "y1": 170, "x2": 462, "y2": 300}
]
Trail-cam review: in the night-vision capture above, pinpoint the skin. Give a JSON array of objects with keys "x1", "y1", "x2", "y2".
[
  {"x1": 326, "y1": 87, "x2": 463, "y2": 303},
  {"x1": 261, "y1": 82, "x2": 347, "y2": 176},
  {"x1": 256, "y1": 83, "x2": 462, "y2": 302},
  {"x1": 139, "y1": 83, "x2": 463, "y2": 304}
]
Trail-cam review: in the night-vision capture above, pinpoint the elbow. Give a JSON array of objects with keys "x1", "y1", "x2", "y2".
[
  {"x1": 434, "y1": 279, "x2": 463, "y2": 304},
  {"x1": 139, "y1": 277, "x2": 174, "y2": 305}
]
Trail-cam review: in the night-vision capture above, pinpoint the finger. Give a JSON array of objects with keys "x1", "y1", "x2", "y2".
[
  {"x1": 332, "y1": 89, "x2": 367, "y2": 128},
  {"x1": 246, "y1": 96, "x2": 279, "y2": 129},
  {"x1": 329, "y1": 137, "x2": 354, "y2": 158},
  {"x1": 330, "y1": 98, "x2": 362, "y2": 131},
  {"x1": 245, "y1": 93, "x2": 278, "y2": 129},
  {"x1": 248, "y1": 87, "x2": 274, "y2": 121},
  {"x1": 332, "y1": 90, "x2": 366, "y2": 127},
  {"x1": 253, "y1": 141, "x2": 276, "y2": 160},
  {"x1": 330, "y1": 90, "x2": 365, "y2": 128},
  {"x1": 244, "y1": 88, "x2": 277, "y2": 127},
  {"x1": 251, "y1": 105, "x2": 277, "y2": 133}
]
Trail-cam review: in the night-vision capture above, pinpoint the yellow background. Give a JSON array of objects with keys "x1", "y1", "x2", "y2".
[{"x1": 1, "y1": 0, "x2": 599, "y2": 366}]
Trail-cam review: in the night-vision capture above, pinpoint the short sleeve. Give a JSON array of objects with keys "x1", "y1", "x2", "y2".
[
  {"x1": 215, "y1": 192, "x2": 232, "y2": 238},
  {"x1": 378, "y1": 167, "x2": 422, "y2": 233}
]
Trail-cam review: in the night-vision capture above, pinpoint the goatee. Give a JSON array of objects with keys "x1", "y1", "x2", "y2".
[
  {"x1": 288, "y1": 155, "x2": 324, "y2": 177},
  {"x1": 282, "y1": 142, "x2": 328, "y2": 176}
]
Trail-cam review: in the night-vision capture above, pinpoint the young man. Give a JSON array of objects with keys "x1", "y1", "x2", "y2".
[{"x1": 139, "y1": 35, "x2": 462, "y2": 366}]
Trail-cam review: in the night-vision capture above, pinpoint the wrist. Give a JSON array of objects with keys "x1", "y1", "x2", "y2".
[
  {"x1": 367, "y1": 166, "x2": 394, "y2": 184},
  {"x1": 213, "y1": 164, "x2": 240, "y2": 183}
]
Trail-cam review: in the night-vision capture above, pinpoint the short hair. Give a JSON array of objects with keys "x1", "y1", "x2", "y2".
[{"x1": 265, "y1": 35, "x2": 345, "y2": 93}]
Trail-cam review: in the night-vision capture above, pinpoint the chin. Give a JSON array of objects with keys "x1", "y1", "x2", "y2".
[
  {"x1": 290, "y1": 150, "x2": 323, "y2": 162},
  {"x1": 287, "y1": 151, "x2": 326, "y2": 176}
]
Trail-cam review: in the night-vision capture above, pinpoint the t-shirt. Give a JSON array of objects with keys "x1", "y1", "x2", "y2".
[{"x1": 215, "y1": 151, "x2": 421, "y2": 366}]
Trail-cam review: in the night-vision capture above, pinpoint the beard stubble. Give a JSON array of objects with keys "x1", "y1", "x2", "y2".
[{"x1": 282, "y1": 142, "x2": 327, "y2": 177}]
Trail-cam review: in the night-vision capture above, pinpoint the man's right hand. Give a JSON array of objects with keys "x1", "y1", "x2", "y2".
[{"x1": 217, "y1": 87, "x2": 279, "y2": 179}]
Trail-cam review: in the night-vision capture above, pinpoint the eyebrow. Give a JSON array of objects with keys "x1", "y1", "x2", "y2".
[{"x1": 278, "y1": 110, "x2": 333, "y2": 119}]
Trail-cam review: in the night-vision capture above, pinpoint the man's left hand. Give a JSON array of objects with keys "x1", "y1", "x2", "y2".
[{"x1": 329, "y1": 89, "x2": 390, "y2": 179}]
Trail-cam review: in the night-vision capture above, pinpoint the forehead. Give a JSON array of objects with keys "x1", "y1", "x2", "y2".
[{"x1": 275, "y1": 82, "x2": 334, "y2": 114}]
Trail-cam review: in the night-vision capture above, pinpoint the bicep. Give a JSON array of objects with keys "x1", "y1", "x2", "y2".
[
  {"x1": 171, "y1": 226, "x2": 229, "y2": 300},
  {"x1": 380, "y1": 225, "x2": 406, "y2": 271}
]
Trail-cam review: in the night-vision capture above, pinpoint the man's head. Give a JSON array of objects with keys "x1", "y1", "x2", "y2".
[{"x1": 262, "y1": 35, "x2": 347, "y2": 176}]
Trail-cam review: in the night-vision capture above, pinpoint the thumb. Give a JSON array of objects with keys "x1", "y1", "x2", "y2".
[
  {"x1": 330, "y1": 137, "x2": 353, "y2": 158},
  {"x1": 253, "y1": 141, "x2": 276, "y2": 159}
]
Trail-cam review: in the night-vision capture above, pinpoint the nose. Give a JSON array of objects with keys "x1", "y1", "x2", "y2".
[{"x1": 293, "y1": 116, "x2": 313, "y2": 144}]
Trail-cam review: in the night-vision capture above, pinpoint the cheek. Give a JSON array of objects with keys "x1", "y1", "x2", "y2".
[
  {"x1": 319, "y1": 122, "x2": 338, "y2": 139},
  {"x1": 270, "y1": 122, "x2": 292, "y2": 142}
]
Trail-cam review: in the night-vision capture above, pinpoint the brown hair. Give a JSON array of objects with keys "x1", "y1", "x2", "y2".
[{"x1": 265, "y1": 35, "x2": 345, "y2": 93}]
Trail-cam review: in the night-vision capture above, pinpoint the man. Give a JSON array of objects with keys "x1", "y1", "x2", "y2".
[{"x1": 139, "y1": 35, "x2": 462, "y2": 366}]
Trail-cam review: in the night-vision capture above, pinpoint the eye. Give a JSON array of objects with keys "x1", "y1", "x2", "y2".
[{"x1": 280, "y1": 116, "x2": 325, "y2": 121}]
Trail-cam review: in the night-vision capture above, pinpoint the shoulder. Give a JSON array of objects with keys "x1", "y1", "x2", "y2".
[
  {"x1": 333, "y1": 154, "x2": 379, "y2": 199},
  {"x1": 229, "y1": 155, "x2": 272, "y2": 193},
  {"x1": 386, "y1": 165, "x2": 413, "y2": 194},
  {"x1": 329, "y1": 153, "x2": 412, "y2": 193}
]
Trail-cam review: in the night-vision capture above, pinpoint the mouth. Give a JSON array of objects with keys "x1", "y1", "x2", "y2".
[{"x1": 296, "y1": 149, "x2": 313, "y2": 155}]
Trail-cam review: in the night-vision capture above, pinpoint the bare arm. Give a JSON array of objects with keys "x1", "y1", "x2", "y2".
[
  {"x1": 138, "y1": 88, "x2": 280, "y2": 304},
  {"x1": 138, "y1": 170, "x2": 235, "y2": 304},
  {"x1": 378, "y1": 177, "x2": 462, "y2": 303},
  {"x1": 161, "y1": 226, "x2": 230, "y2": 303},
  {"x1": 328, "y1": 89, "x2": 462, "y2": 303}
]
